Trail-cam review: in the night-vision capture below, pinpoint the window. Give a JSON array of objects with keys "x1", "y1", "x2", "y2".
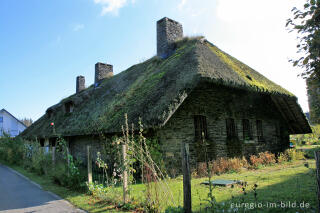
[
  {"x1": 40, "y1": 138, "x2": 45, "y2": 147},
  {"x1": 226, "y1": 118, "x2": 237, "y2": 138},
  {"x1": 194, "y1": 115, "x2": 208, "y2": 140},
  {"x1": 49, "y1": 138, "x2": 57, "y2": 147},
  {"x1": 46, "y1": 109, "x2": 53, "y2": 118},
  {"x1": 65, "y1": 101, "x2": 74, "y2": 113},
  {"x1": 0, "y1": 117, "x2": 3, "y2": 123},
  {"x1": 256, "y1": 120, "x2": 263, "y2": 141},
  {"x1": 242, "y1": 119, "x2": 253, "y2": 140}
]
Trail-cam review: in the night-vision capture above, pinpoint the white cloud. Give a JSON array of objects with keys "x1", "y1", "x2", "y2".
[
  {"x1": 73, "y1": 24, "x2": 85, "y2": 31},
  {"x1": 94, "y1": 0, "x2": 135, "y2": 16},
  {"x1": 178, "y1": 0, "x2": 187, "y2": 10}
]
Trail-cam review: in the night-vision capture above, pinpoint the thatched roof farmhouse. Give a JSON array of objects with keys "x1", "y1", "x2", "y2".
[{"x1": 21, "y1": 17, "x2": 311, "y2": 170}]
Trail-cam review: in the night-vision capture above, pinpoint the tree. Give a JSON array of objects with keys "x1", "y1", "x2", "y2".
[
  {"x1": 20, "y1": 118, "x2": 33, "y2": 127},
  {"x1": 286, "y1": 0, "x2": 320, "y2": 79}
]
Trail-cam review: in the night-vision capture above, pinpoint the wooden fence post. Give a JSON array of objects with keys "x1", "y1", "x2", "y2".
[
  {"x1": 67, "y1": 147, "x2": 70, "y2": 167},
  {"x1": 315, "y1": 151, "x2": 320, "y2": 212},
  {"x1": 181, "y1": 142, "x2": 192, "y2": 213},
  {"x1": 122, "y1": 144, "x2": 128, "y2": 204},
  {"x1": 87, "y1": 145, "x2": 92, "y2": 184},
  {"x1": 52, "y1": 147, "x2": 56, "y2": 166}
]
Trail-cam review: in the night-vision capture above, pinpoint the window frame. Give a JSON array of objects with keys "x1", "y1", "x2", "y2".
[
  {"x1": 226, "y1": 118, "x2": 237, "y2": 138},
  {"x1": 65, "y1": 101, "x2": 74, "y2": 114},
  {"x1": 256, "y1": 120, "x2": 264, "y2": 142},
  {"x1": 194, "y1": 115, "x2": 208, "y2": 141},
  {"x1": 242, "y1": 119, "x2": 253, "y2": 140}
]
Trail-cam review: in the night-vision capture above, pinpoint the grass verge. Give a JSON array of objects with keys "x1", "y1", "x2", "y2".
[{"x1": 1, "y1": 159, "x2": 317, "y2": 212}]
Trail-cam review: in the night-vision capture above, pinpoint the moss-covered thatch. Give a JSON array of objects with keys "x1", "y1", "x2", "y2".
[{"x1": 21, "y1": 38, "x2": 311, "y2": 139}]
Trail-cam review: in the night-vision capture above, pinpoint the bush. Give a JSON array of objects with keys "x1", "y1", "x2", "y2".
[
  {"x1": 258, "y1": 151, "x2": 276, "y2": 165},
  {"x1": 87, "y1": 181, "x2": 122, "y2": 203},
  {"x1": 285, "y1": 149, "x2": 305, "y2": 161},
  {"x1": 196, "y1": 152, "x2": 278, "y2": 176},
  {"x1": 0, "y1": 136, "x2": 25, "y2": 165},
  {"x1": 249, "y1": 155, "x2": 264, "y2": 169},
  {"x1": 277, "y1": 152, "x2": 289, "y2": 163},
  {"x1": 249, "y1": 152, "x2": 276, "y2": 169},
  {"x1": 0, "y1": 136, "x2": 85, "y2": 190},
  {"x1": 196, "y1": 157, "x2": 247, "y2": 177}
]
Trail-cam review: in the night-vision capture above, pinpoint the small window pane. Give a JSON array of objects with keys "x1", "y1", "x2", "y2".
[
  {"x1": 194, "y1": 115, "x2": 208, "y2": 140},
  {"x1": 242, "y1": 119, "x2": 253, "y2": 140},
  {"x1": 65, "y1": 102, "x2": 74, "y2": 113},
  {"x1": 256, "y1": 120, "x2": 263, "y2": 141},
  {"x1": 0, "y1": 117, "x2": 3, "y2": 123}
]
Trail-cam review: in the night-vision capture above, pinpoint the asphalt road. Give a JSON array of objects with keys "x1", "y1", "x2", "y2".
[{"x1": 0, "y1": 164, "x2": 85, "y2": 213}]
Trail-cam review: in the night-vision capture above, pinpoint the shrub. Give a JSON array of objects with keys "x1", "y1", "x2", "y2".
[
  {"x1": 87, "y1": 181, "x2": 122, "y2": 203},
  {"x1": 249, "y1": 152, "x2": 276, "y2": 169},
  {"x1": 0, "y1": 136, "x2": 24, "y2": 165},
  {"x1": 285, "y1": 149, "x2": 305, "y2": 161},
  {"x1": 196, "y1": 157, "x2": 247, "y2": 177},
  {"x1": 277, "y1": 152, "x2": 289, "y2": 163},
  {"x1": 29, "y1": 151, "x2": 52, "y2": 175},
  {"x1": 249, "y1": 155, "x2": 264, "y2": 169},
  {"x1": 258, "y1": 151, "x2": 276, "y2": 165}
]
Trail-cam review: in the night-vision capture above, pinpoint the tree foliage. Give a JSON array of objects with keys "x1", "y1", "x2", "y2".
[
  {"x1": 20, "y1": 118, "x2": 33, "y2": 127},
  {"x1": 287, "y1": 0, "x2": 320, "y2": 79}
]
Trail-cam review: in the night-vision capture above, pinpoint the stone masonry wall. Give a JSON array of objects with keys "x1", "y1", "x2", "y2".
[
  {"x1": 76, "y1": 76, "x2": 85, "y2": 93},
  {"x1": 95, "y1": 62, "x2": 113, "y2": 85},
  {"x1": 157, "y1": 17, "x2": 183, "y2": 59},
  {"x1": 67, "y1": 83, "x2": 290, "y2": 175},
  {"x1": 156, "y1": 83, "x2": 290, "y2": 174},
  {"x1": 69, "y1": 135, "x2": 102, "y2": 164}
]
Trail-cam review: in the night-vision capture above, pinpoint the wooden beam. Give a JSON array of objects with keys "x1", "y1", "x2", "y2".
[{"x1": 271, "y1": 96, "x2": 295, "y2": 133}]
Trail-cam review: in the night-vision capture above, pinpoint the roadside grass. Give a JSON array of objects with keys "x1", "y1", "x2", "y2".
[
  {"x1": 1, "y1": 159, "x2": 317, "y2": 212},
  {"x1": 0, "y1": 160, "x2": 131, "y2": 213}
]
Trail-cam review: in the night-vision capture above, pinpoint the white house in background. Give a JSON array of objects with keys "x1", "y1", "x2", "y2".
[{"x1": 0, "y1": 109, "x2": 26, "y2": 137}]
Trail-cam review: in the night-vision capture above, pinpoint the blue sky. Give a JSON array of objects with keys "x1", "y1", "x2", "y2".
[{"x1": 0, "y1": 0, "x2": 306, "y2": 121}]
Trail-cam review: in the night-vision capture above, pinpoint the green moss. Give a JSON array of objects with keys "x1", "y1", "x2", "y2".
[
  {"x1": 22, "y1": 37, "x2": 306, "y2": 139},
  {"x1": 208, "y1": 44, "x2": 294, "y2": 97}
]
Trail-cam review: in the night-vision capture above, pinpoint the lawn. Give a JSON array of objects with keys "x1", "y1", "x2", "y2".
[{"x1": 2, "y1": 159, "x2": 317, "y2": 212}]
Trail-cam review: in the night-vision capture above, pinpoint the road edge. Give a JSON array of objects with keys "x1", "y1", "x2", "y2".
[{"x1": 0, "y1": 163, "x2": 87, "y2": 213}]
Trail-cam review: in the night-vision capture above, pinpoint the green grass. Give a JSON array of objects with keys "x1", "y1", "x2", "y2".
[
  {"x1": 0, "y1": 161, "x2": 130, "y2": 213},
  {"x1": 2, "y1": 160, "x2": 317, "y2": 212}
]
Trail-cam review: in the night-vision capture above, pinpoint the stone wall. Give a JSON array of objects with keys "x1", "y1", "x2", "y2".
[
  {"x1": 68, "y1": 135, "x2": 102, "y2": 164},
  {"x1": 156, "y1": 83, "x2": 290, "y2": 174},
  {"x1": 95, "y1": 62, "x2": 113, "y2": 85},
  {"x1": 157, "y1": 17, "x2": 183, "y2": 59},
  {"x1": 76, "y1": 76, "x2": 85, "y2": 93},
  {"x1": 67, "y1": 83, "x2": 290, "y2": 175}
]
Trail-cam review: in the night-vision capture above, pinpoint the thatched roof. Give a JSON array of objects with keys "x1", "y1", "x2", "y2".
[{"x1": 21, "y1": 38, "x2": 311, "y2": 139}]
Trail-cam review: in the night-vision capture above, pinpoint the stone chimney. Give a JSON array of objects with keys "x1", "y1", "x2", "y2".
[
  {"x1": 95, "y1": 62, "x2": 113, "y2": 85},
  {"x1": 76, "y1": 75, "x2": 85, "y2": 93},
  {"x1": 157, "y1": 17, "x2": 183, "y2": 59}
]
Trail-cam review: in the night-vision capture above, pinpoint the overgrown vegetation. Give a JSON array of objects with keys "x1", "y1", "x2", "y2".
[
  {"x1": 0, "y1": 118, "x2": 317, "y2": 213},
  {"x1": 0, "y1": 135, "x2": 86, "y2": 190},
  {"x1": 194, "y1": 150, "x2": 305, "y2": 178},
  {"x1": 291, "y1": 124, "x2": 320, "y2": 145}
]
